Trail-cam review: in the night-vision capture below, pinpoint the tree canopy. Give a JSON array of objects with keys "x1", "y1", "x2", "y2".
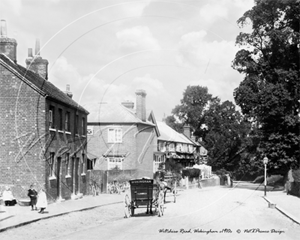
[
  {"x1": 166, "y1": 86, "x2": 251, "y2": 174},
  {"x1": 232, "y1": 0, "x2": 300, "y2": 172}
]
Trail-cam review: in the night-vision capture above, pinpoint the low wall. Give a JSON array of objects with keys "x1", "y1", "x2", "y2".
[
  {"x1": 179, "y1": 176, "x2": 220, "y2": 189},
  {"x1": 200, "y1": 176, "x2": 220, "y2": 187}
]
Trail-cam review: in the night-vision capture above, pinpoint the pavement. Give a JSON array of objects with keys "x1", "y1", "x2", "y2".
[
  {"x1": 0, "y1": 193, "x2": 124, "y2": 232},
  {"x1": 0, "y1": 185, "x2": 299, "y2": 233},
  {"x1": 263, "y1": 190, "x2": 300, "y2": 225}
]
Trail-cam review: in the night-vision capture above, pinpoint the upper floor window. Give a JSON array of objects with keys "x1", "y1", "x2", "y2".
[
  {"x1": 75, "y1": 114, "x2": 79, "y2": 134},
  {"x1": 58, "y1": 108, "x2": 63, "y2": 130},
  {"x1": 65, "y1": 112, "x2": 70, "y2": 132},
  {"x1": 49, "y1": 106, "x2": 55, "y2": 129},
  {"x1": 168, "y1": 143, "x2": 175, "y2": 152},
  {"x1": 82, "y1": 117, "x2": 86, "y2": 135},
  {"x1": 108, "y1": 128, "x2": 122, "y2": 143},
  {"x1": 176, "y1": 143, "x2": 182, "y2": 152}
]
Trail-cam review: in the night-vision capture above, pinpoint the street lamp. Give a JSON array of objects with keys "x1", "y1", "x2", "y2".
[{"x1": 263, "y1": 156, "x2": 268, "y2": 196}]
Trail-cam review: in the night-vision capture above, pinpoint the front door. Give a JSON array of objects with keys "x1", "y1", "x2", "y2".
[
  {"x1": 56, "y1": 157, "x2": 61, "y2": 199},
  {"x1": 75, "y1": 157, "x2": 79, "y2": 194}
]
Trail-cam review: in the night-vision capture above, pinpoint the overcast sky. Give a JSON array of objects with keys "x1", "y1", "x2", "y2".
[{"x1": 0, "y1": 0, "x2": 254, "y2": 121}]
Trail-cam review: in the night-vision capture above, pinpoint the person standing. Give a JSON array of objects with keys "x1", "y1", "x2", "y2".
[
  {"x1": 28, "y1": 184, "x2": 38, "y2": 211},
  {"x1": 36, "y1": 188, "x2": 47, "y2": 214},
  {"x1": 286, "y1": 165, "x2": 294, "y2": 195}
]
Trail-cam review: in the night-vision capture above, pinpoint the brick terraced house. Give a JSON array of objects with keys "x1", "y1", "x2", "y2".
[{"x1": 0, "y1": 21, "x2": 89, "y2": 202}]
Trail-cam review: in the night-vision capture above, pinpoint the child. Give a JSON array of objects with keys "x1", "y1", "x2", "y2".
[
  {"x1": 28, "y1": 184, "x2": 38, "y2": 210},
  {"x1": 36, "y1": 188, "x2": 47, "y2": 214}
]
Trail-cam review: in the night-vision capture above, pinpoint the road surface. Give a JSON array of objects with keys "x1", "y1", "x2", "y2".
[{"x1": 1, "y1": 184, "x2": 299, "y2": 240}]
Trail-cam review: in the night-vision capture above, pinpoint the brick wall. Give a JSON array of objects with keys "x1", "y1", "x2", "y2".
[
  {"x1": 44, "y1": 100, "x2": 88, "y2": 202},
  {"x1": 88, "y1": 123, "x2": 138, "y2": 171},
  {"x1": 0, "y1": 65, "x2": 88, "y2": 202},
  {"x1": 136, "y1": 124, "x2": 156, "y2": 178},
  {"x1": 0, "y1": 65, "x2": 46, "y2": 198}
]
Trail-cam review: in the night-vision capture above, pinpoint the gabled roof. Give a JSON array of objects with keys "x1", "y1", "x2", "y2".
[
  {"x1": 0, "y1": 54, "x2": 88, "y2": 114},
  {"x1": 157, "y1": 121, "x2": 195, "y2": 145},
  {"x1": 148, "y1": 111, "x2": 160, "y2": 137},
  {"x1": 88, "y1": 102, "x2": 155, "y2": 127}
]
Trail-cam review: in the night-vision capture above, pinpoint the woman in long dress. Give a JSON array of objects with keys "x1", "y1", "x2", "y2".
[{"x1": 36, "y1": 188, "x2": 47, "y2": 213}]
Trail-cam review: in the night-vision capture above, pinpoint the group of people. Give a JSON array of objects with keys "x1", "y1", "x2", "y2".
[
  {"x1": 0, "y1": 184, "x2": 47, "y2": 214},
  {"x1": 27, "y1": 185, "x2": 47, "y2": 214}
]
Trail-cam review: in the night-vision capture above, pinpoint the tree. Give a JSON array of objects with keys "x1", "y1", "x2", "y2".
[
  {"x1": 169, "y1": 85, "x2": 214, "y2": 137},
  {"x1": 232, "y1": 0, "x2": 300, "y2": 173},
  {"x1": 202, "y1": 100, "x2": 251, "y2": 172},
  {"x1": 167, "y1": 85, "x2": 251, "y2": 174},
  {"x1": 164, "y1": 115, "x2": 183, "y2": 133}
]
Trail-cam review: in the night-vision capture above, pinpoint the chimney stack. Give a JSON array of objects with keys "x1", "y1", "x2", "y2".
[
  {"x1": 183, "y1": 124, "x2": 191, "y2": 138},
  {"x1": 64, "y1": 84, "x2": 73, "y2": 98},
  {"x1": 0, "y1": 20, "x2": 18, "y2": 63},
  {"x1": 135, "y1": 89, "x2": 147, "y2": 122},
  {"x1": 25, "y1": 38, "x2": 49, "y2": 80}
]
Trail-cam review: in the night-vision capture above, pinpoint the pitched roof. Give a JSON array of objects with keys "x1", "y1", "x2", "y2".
[
  {"x1": 0, "y1": 54, "x2": 88, "y2": 114},
  {"x1": 88, "y1": 102, "x2": 155, "y2": 126},
  {"x1": 157, "y1": 121, "x2": 195, "y2": 145}
]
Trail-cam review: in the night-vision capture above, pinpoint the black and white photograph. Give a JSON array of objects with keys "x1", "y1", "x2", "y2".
[{"x1": 0, "y1": 0, "x2": 299, "y2": 239}]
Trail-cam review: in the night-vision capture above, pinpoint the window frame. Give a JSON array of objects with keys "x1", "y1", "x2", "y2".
[
  {"x1": 49, "y1": 152, "x2": 56, "y2": 179},
  {"x1": 49, "y1": 106, "x2": 55, "y2": 129},
  {"x1": 108, "y1": 127, "x2": 122, "y2": 143},
  {"x1": 107, "y1": 157, "x2": 123, "y2": 170},
  {"x1": 65, "y1": 111, "x2": 70, "y2": 132},
  {"x1": 58, "y1": 108, "x2": 63, "y2": 131}
]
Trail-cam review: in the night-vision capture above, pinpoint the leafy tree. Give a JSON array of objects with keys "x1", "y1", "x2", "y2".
[
  {"x1": 168, "y1": 85, "x2": 214, "y2": 137},
  {"x1": 164, "y1": 115, "x2": 183, "y2": 133},
  {"x1": 167, "y1": 85, "x2": 251, "y2": 174},
  {"x1": 202, "y1": 100, "x2": 251, "y2": 172},
  {"x1": 232, "y1": 0, "x2": 300, "y2": 173}
]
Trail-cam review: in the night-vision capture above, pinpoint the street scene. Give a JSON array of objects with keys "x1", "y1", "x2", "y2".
[
  {"x1": 1, "y1": 183, "x2": 300, "y2": 240},
  {"x1": 0, "y1": 0, "x2": 299, "y2": 240}
]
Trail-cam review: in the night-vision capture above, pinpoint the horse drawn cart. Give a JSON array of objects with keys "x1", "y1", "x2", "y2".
[{"x1": 124, "y1": 178, "x2": 165, "y2": 218}]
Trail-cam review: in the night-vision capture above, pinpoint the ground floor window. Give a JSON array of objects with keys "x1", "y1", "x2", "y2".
[
  {"x1": 154, "y1": 154, "x2": 165, "y2": 172},
  {"x1": 49, "y1": 152, "x2": 56, "y2": 178},
  {"x1": 107, "y1": 157, "x2": 123, "y2": 170}
]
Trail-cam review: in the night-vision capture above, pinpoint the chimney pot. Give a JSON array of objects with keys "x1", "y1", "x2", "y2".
[
  {"x1": 0, "y1": 20, "x2": 7, "y2": 37},
  {"x1": 65, "y1": 84, "x2": 73, "y2": 98},
  {"x1": 35, "y1": 38, "x2": 40, "y2": 55},
  {"x1": 0, "y1": 20, "x2": 17, "y2": 63},
  {"x1": 25, "y1": 39, "x2": 48, "y2": 79}
]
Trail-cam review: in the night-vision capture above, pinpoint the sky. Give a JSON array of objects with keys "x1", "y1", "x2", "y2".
[{"x1": 0, "y1": 0, "x2": 254, "y2": 121}]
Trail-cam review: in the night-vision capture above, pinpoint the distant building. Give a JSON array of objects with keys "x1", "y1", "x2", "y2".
[
  {"x1": 155, "y1": 121, "x2": 208, "y2": 172},
  {"x1": 87, "y1": 90, "x2": 160, "y2": 179},
  {"x1": 0, "y1": 20, "x2": 89, "y2": 202}
]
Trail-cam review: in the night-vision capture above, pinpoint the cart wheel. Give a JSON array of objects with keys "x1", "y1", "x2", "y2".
[
  {"x1": 157, "y1": 191, "x2": 164, "y2": 217},
  {"x1": 124, "y1": 195, "x2": 131, "y2": 218}
]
